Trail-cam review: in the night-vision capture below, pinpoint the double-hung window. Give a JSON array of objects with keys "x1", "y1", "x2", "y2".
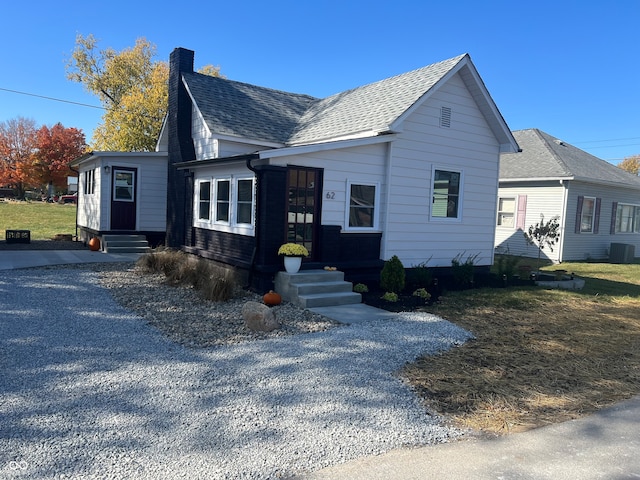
[
  {"x1": 497, "y1": 197, "x2": 515, "y2": 227},
  {"x1": 580, "y1": 197, "x2": 596, "y2": 233},
  {"x1": 432, "y1": 169, "x2": 461, "y2": 219},
  {"x1": 215, "y1": 179, "x2": 230, "y2": 223},
  {"x1": 347, "y1": 181, "x2": 379, "y2": 229},
  {"x1": 615, "y1": 203, "x2": 640, "y2": 233},
  {"x1": 198, "y1": 181, "x2": 211, "y2": 221},
  {"x1": 236, "y1": 178, "x2": 254, "y2": 225}
]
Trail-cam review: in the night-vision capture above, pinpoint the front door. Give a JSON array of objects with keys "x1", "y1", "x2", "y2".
[
  {"x1": 286, "y1": 167, "x2": 322, "y2": 260},
  {"x1": 110, "y1": 167, "x2": 137, "y2": 230}
]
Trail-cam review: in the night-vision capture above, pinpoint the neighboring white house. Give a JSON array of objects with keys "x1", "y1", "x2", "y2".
[
  {"x1": 164, "y1": 48, "x2": 519, "y2": 291},
  {"x1": 495, "y1": 129, "x2": 640, "y2": 263},
  {"x1": 70, "y1": 151, "x2": 168, "y2": 246}
]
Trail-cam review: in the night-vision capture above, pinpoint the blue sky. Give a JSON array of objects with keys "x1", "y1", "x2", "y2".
[{"x1": 1, "y1": 0, "x2": 638, "y2": 164}]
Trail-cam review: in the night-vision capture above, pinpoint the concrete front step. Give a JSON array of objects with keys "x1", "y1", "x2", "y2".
[
  {"x1": 298, "y1": 291, "x2": 362, "y2": 308},
  {"x1": 101, "y1": 234, "x2": 150, "y2": 254},
  {"x1": 274, "y1": 269, "x2": 362, "y2": 308}
]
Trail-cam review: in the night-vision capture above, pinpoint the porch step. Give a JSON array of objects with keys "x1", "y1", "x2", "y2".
[
  {"x1": 274, "y1": 270, "x2": 362, "y2": 308},
  {"x1": 101, "y1": 234, "x2": 151, "y2": 254}
]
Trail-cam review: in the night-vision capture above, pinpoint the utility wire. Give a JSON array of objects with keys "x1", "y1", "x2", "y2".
[{"x1": 0, "y1": 87, "x2": 104, "y2": 110}]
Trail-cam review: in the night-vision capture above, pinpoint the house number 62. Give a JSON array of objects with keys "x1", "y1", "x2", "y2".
[{"x1": 325, "y1": 191, "x2": 336, "y2": 199}]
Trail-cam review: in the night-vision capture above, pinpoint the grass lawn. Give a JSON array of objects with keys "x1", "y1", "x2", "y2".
[
  {"x1": 402, "y1": 259, "x2": 640, "y2": 436},
  {"x1": 0, "y1": 200, "x2": 77, "y2": 240}
]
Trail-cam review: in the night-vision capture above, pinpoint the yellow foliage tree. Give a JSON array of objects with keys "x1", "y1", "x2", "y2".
[
  {"x1": 67, "y1": 34, "x2": 222, "y2": 152},
  {"x1": 617, "y1": 155, "x2": 640, "y2": 175}
]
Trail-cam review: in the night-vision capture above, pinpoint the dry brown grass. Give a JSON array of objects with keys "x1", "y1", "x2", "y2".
[
  {"x1": 136, "y1": 249, "x2": 237, "y2": 302},
  {"x1": 402, "y1": 283, "x2": 640, "y2": 436}
]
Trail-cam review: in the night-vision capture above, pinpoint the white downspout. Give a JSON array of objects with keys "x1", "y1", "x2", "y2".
[
  {"x1": 558, "y1": 179, "x2": 568, "y2": 263},
  {"x1": 381, "y1": 141, "x2": 393, "y2": 260}
]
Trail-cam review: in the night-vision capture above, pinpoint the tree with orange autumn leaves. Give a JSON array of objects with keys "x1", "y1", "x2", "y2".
[{"x1": 0, "y1": 117, "x2": 86, "y2": 199}]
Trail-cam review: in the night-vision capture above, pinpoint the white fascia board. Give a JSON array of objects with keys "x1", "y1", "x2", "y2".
[
  {"x1": 214, "y1": 133, "x2": 283, "y2": 149},
  {"x1": 257, "y1": 134, "x2": 397, "y2": 159},
  {"x1": 182, "y1": 76, "x2": 212, "y2": 138}
]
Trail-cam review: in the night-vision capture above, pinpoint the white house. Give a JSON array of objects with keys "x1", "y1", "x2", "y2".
[
  {"x1": 70, "y1": 151, "x2": 168, "y2": 247},
  {"x1": 496, "y1": 129, "x2": 640, "y2": 263},
  {"x1": 161, "y1": 47, "x2": 519, "y2": 291}
]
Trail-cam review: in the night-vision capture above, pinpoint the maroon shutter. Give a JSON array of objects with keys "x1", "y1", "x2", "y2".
[
  {"x1": 575, "y1": 196, "x2": 584, "y2": 234},
  {"x1": 594, "y1": 197, "x2": 601, "y2": 233},
  {"x1": 610, "y1": 202, "x2": 618, "y2": 234},
  {"x1": 516, "y1": 195, "x2": 527, "y2": 229}
]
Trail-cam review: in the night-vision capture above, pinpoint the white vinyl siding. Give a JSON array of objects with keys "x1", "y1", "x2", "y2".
[
  {"x1": 495, "y1": 183, "x2": 565, "y2": 262},
  {"x1": 76, "y1": 153, "x2": 167, "y2": 234}
]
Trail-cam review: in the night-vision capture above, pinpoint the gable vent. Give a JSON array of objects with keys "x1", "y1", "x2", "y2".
[{"x1": 440, "y1": 106, "x2": 452, "y2": 128}]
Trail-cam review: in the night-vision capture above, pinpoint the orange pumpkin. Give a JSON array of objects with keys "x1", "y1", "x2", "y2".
[
  {"x1": 263, "y1": 290, "x2": 282, "y2": 306},
  {"x1": 88, "y1": 237, "x2": 101, "y2": 251}
]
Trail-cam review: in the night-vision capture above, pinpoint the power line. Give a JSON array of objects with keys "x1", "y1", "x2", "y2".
[
  {"x1": 574, "y1": 136, "x2": 640, "y2": 145},
  {"x1": 0, "y1": 87, "x2": 104, "y2": 110}
]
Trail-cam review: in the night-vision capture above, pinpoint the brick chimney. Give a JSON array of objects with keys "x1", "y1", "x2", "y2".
[{"x1": 165, "y1": 48, "x2": 196, "y2": 247}]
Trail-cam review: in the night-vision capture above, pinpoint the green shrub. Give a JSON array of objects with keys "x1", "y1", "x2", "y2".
[
  {"x1": 412, "y1": 288, "x2": 431, "y2": 300},
  {"x1": 380, "y1": 255, "x2": 405, "y2": 293},
  {"x1": 381, "y1": 292, "x2": 398, "y2": 302},
  {"x1": 494, "y1": 254, "x2": 521, "y2": 279},
  {"x1": 353, "y1": 283, "x2": 369, "y2": 293},
  {"x1": 408, "y1": 259, "x2": 432, "y2": 288},
  {"x1": 451, "y1": 253, "x2": 478, "y2": 288}
]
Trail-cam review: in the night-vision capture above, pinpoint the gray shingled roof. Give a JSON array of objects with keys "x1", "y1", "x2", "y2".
[
  {"x1": 183, "y1": 55, "x2": 468, "y2": 146},
  {"x1": 500, "y1": 129, "x2": 640, "y2": 188}
]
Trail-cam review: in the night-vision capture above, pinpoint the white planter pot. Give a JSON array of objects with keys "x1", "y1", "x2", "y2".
[{"x1": 284, "y1": 256, "x2": 302, "y2": 274}]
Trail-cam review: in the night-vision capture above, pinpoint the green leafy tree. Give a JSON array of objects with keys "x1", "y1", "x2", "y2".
[
  {"x1": 66, "y1": 34, "x2": 223, "y2": 152},
  {"x1": 617, "y1": 155, "x2": 640, "y2": 175},
  {"x1": 523, "y1": 214, "x2": 561, "y2": 272}
]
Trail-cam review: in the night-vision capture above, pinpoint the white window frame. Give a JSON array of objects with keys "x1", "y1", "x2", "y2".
[
  {"x1": 580, "y1": 196, "x2": 596, "y2": 233},
  {"x1": 194, "y1": 179, "x2": 212, "y2": 224},
  {"x1": 84, "y1": 169, "x2": 95, "y2": 195},
  {"x1": 615, "y1": 203, "x2": 640, "y2": 234},
  {"x1": 497, "y1": 197, "x2": 516, "y2": 228},
  {"x1": 214, "y1": 178, "x2": 231, "y2": 225},
  {"x1": 193, "y1": 174, "x2": 255, "y2": 236},
  {"x1": 235, "y1": 177, "x2": 255, "y2": 226},
  {"x1": 344, "y1": 180, "x2": 380, "y2": 231},
  {"x1": 430, "y1": 167, "x2": 463, "y2": 221}
]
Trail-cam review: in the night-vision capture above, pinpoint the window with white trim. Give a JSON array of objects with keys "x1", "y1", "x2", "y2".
[
  {"x1": 236, "y1": 178, "x2": 254, "y2": 225},
  {"x1": 497, "y1": 197, "x2": 515, "y2": 227},
  {"x1": 580, "y1": 196, "x2": 596, "y2": 233},
  {"x1": 432, "y1": 169, "x2": 461, "y2": 219},
  {"x1": 84, "y1": 169, "x2": 95, "y2": 195},
  {"x1": 615, "y1": 203, "x2": 640, "y2": 233},
  {"x1": 347, "y1": 181, "x2": 379, "y2": 229},
  {"x1": 215, "y1": 179, "x2": 230, "y2": 223},
  {"x1": 197, "y1": 180, "x2": 211, "y2": 221},
  {"x1": 194, "y1": 175, "x2": 255, "y2": 235}
]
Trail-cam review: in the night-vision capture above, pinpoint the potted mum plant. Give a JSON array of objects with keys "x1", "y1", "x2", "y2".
[{"x1": 278, "y1": 243, "x2": 309, "y2": 273}]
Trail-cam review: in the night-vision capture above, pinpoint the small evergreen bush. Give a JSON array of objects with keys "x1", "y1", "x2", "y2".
[
  {"x1": 381, "y1": 292, "x2": 398, "y2": 302},
  {"x1": 380, "y1": 255, "x2": 405, "y2": 293},
  {"x1": 353, "y1": 283, "x2": 369, "y2": 293}
]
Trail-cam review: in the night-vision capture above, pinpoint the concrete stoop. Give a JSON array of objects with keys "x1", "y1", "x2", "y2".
[
  {"x1": 101, "y1": 234, "x2": 151, "y2": 254},
  {"x1": 274, "y1": 270, "x2": 362, "y2": 308}
]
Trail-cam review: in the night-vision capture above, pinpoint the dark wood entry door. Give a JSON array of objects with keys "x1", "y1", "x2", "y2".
[
  {"x1": 286, "y1": 167, "x2": 322, "y2": 261},
  {"x1": 110, "y1": 167, "x2": 137, "y2": 230}
]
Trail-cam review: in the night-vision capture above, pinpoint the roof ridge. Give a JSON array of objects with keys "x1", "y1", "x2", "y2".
[
  {"x1": 532, "y1": 128, "x2": 573, "y2": 176},
  {"x1": 185, "y1": 71, "x2": 319, "y2": 102}
]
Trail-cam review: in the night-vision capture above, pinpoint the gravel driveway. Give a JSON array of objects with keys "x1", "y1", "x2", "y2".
[{"x1": 1, "y1": 268, "x2": 472, "y2": 479}]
